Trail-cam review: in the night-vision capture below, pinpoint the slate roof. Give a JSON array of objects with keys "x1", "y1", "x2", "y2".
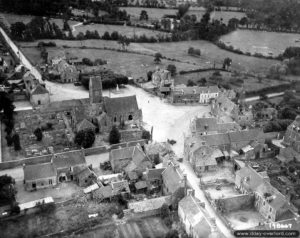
[
  {"x1": 24, "y1": 162, "x2": 56, "y2": 181},
  {"x1": 75, "y1": 167, "x2": 95, "y2": 181},
  {"x1": 76, "y1": 119, "x2": 96, "y2": 132},
  {"x1": 193, "y1": 117, "x2": 239, "y2": 133},
  {"x1": 103, "y1": 95, "x2": 139, "y2": 116},
  {"x1": 52, "y1": 150, "x2": 86, "y2": 169},
  {"x1": 162, "y1": 162, "x2": 185, "y2": 194},
  {"x1": 31, "y1": 84, "x2": 49, "y2": 95},
  {"x1": 193, "y1": 147, "x2": 220, "y2": 168}
]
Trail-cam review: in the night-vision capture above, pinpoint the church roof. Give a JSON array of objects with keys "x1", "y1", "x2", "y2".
[
  {"x1": 76, "y1": 119, "x2": 96, "y2": 132},
  {"x1": 103, "y1": 95, "x2": 139, "y2": 116},
  {"x1": 31, "y1": 84, "x2": 49, "y2": 95}
]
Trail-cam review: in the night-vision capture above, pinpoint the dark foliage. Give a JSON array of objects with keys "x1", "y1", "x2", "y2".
[{"x1": 109, "y1": 126, "x2": 120, "y2": 144}]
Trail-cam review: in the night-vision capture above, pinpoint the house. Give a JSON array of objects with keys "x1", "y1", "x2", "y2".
[
  {"x1": 162, "y1": 162, "x2": 187, "y2": 207},
  {"x1": 189, "y1": 116, "x2": 240, "y2": 136},
  {"x1": 185, "y1": 143, "x2": 222, "y2": 175},
  {"x1": 235, "y1": 166, "x2": 296, "y2": 222},
  {"x1": 170, "y1": 86, "x2": 220, "y2": 104},
  {"x1": 98, "y1": 95, "x2": 143, "y2": 132},
  {"x1": 151, "y1": 69, "x2": 174, "y2": 93},
  {"x1": 30, "y1": 84, "x2": 50, "y2": 106},
  {"x1": 75, "y1": 166, "x2": 97, "y2": 187},
  {"x1": 109, "y1": 144, "x2": 152, "y2": 173},
  {"x1": 52, "y1": 150, "x2": 87, "y2": 182},
  {"x1": 23, "y1": 162, "x2": 57, "y2": 191},
  {"x1": 145, "y1": 167, "x2": 166, "y2": 191},
  {"x1": 283, "y1": 116, "x2": 300, "y2": 153},
  {"x1": 178, "y1": 194, "x2": 220, "y2": 238},
  {"x1": 52, "y1": 59, "x2": 79, "y2": 83},
  {"x1": 211, "y1": 95, "x2": 239, "y2": 118},
  {"x1": 135, "y1": 180, "x2": 148, "y2": 193}
]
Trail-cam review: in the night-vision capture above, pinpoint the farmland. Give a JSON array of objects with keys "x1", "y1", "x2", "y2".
[
  {"x1": 19, "y1": 38, "x2": 278, "y2": 74},
  {"x1": 220, "y1": 29, "x2": 300, "y2": 56}
]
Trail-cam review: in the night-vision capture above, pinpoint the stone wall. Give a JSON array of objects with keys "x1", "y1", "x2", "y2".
[
  {"x1": 120, "y1": 129, "x2": 143, "y2": 142},
  {"x1": 216, "y1": 194, "x2": 255, "y2": 213}
]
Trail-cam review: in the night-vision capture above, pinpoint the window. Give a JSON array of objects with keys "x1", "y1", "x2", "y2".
[
  {"x1": 270, "y1": 207, "x2": 272, "y2": 212},
  {"x1": 128, "y1": 115, "x2": 133, "y2": 120},
  {"x1": 49, "y1": 179, "x2": 52, "y2": 185},
  {"x1": 114, "y1": 117, "x2": 117, "y2": 122},
  {"x1": 38, "y1": 100, "x2": 41, "y2": 105},
  {"x1": 263, "y1": 201, "x2": 265, "y2": 206}
]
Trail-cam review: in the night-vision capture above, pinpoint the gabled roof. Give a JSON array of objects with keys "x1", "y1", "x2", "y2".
[
  {"x1": 162, "y1": 162, "x2": 185, "y2": 194},
  {"x1": 179, "y1": 195, "x2": 213, "y2": 238},
  {"x1": 229, "y1": 129, "x2": 263, "y2": 143},
  {"x1": 128, "y1": 195, "x2": 171, "y2": 213},
  {"x1": 52, "y1": 150, "x2": 86, "y2": 169},
  {"x1": 24, "y1": 162, "x2": 56, "y2": 181},
  {"x1": 76, "y1": 119, "x2": 96, "y2": 132},
  {"x1": 31, "y1": 84, "x2": 49, "y2": 95},
  {"x1": 146, "y1": 168, "x2": 166, "y2": 181},
  {"x1": 103, "y1": 95, "x2": 139, "y2": 116}
]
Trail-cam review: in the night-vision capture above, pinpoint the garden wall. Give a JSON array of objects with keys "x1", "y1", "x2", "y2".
[{"x1": 217, "y1": 194, "x2": 254, "y2": 213}]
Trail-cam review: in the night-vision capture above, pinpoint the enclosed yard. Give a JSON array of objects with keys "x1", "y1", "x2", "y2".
[
  {"x1": 225, "y1": 209, "x2": 265, "y2": 230},
  {"x1": 200, "y1": 162, "x2": 235, "y2": 184},
  {"x1": 205, "y1": 185, "x2": 240, "y2": 200},
  {"x1": 220, "y1": 29, "x2": 300, "y2": 57}
]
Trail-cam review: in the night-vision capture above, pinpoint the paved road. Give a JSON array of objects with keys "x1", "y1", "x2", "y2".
[{"x1": 180, "y1": 162, "x2": 234, "y2": 238}]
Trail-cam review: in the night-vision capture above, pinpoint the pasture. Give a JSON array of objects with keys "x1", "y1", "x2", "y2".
[{"x1": 220, "y1": 29, "x2": 300, "y2": 56}]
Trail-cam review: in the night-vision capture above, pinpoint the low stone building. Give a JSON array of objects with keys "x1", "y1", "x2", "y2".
[{"x1": 23, "y1": 162, "x2": 57, "y2": 191}]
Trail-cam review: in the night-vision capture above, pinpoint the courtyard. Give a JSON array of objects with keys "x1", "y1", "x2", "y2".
[
  {"x1": 200, "y1": 162, "x2": 235, "y2": 184},
  {"x1": 225, "y1": 209, "x2": 265, "y2": 230},
  {"x1": 205, "y1": 184, "x2": 240, "y2": 200}
]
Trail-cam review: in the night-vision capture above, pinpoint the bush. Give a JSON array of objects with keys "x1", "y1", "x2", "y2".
[
  {"x1": 163, "y1": 217, "x2": 172, "y2": 228},
  {"x1": 34, "y1": 128, "x2": 43, "y2": 141},
  {"x1": 82, "y1": 58, "x2": 94, "y2": 66},
  {"x1": 187, "y1": 79, "x2": 196, "y2": 86},
  {"x1": 109, "y1": 126, "x2": 120, "y2": 144},
  {"x1": 74, "y1": 129, "x2": 95, "y2": 148},
  {"x1": 142, "y1": 130, "x2": 151, "y2": 140}
]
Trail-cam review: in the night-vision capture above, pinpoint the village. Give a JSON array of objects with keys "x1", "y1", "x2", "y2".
[{"x1": 1, "y1": 0, "x2": 300, "y2": 237}]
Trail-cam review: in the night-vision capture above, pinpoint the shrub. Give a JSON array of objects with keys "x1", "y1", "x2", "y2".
[
  {"x1": 142, "y1": 130, "x2": 151, "y2": 140},
  {"x1": 109, "y1": 126, "x2": 120, "y2": 144},
  {"x1": 187, "y1": 79, "x2": 196, "y2": 86},
  {"x1": 74, "y1": 129, "x2": 95, "y2": 148},
  {"x1": 34, "y1": 127, "x2": 43, "y2": 141}
]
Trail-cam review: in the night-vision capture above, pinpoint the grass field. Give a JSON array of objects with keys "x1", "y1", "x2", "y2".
[
  {"x1": 74, "y1": 23, "x2": 170, "y2": 38},
  {"x1": 220, "y1": 29, "x2": 300, "y2": 56},
  {"x1": 19, "y1": 39, "x2": 278, "y2": 74}
]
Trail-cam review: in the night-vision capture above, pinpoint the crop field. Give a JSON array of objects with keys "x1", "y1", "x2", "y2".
[
  {"x1": 220, "y1": 29, "x2": 300, "y2": 56},
  {"x1": 73, "y1": 23, "x2": 170, "y2": 38}
]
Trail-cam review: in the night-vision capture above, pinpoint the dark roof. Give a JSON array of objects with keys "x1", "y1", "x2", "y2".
[
  {"x1": 162, "y1": 162, "x2": 185, "y2": 194},
  {"x1": 52, "y1": 150, "x2": 86, "y2": 169},
  {"x1": 31, "y1": 84, "x2": 49, "y2": 95},
  {"x1": 103, "y1": 95, "x2": 139, "y2": 116},
  {"x1": 75, "y1": 167, "x2": 94, "y2": 180},
  {"x1": 76, "y1": 119, "x2": 96, "y2": 132},
  {"x1": 146, "y1": 168, "x2": 166, "y2": 181},
  {"x1": 24, "y1": 162, "x2": 56, "y2": 181}
]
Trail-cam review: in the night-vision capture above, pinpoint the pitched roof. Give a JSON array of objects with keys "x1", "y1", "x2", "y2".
[
  {"x1": 52, "y1": 150, "x2": 86, "y2": 169},
  {"x1": 75, "y1": 167, "x2": 95, "y2": 181},
  {"x1": 193, "y1": 147, "x2": 220, "y2": 167},
  {"x1": 111, "y1": 180, "x2": 130, "y2": 193},
  {"x1": 24, "y1": 162, "x2": 56, "y2": 181},
  {"x1": 146, "y1": 168, "x2": 166, "y2": 181},
  {"x1": 173, "y1": 86, "x2": 220, "y2": 95},
  {"x1": 128, "y1": 195, "x2": 171, "y2": 213},
  {"x1": 199, "y1": 133, "x2": 231, "y2": 147},
  {"x1": 162, "y1": 162, "x2": 185, "y2": 194},
  {"x1": 193, "y1": 117, "x2": 239, "y2": 133},
  {"x1": 31, "y1": 84, "x2": 49, "y2": 95},
  {"x1": 229, "y1": 129, "x2": 263, "y2": 143},
  {"x1": 89, "y1": 76, "x2": 102, "y2": 90},
  {"x1": 236, "y1": 166, "x2": 266, "y2": 192},
  {"x1": 103, "y1": 95, "x2": 139, "y2": 116},
  {"x1": 179, "y1": 195, "x2": 213, "y2": 238},
  {"x1": 76, "y1": 119, "x2": 96, "y2": 132}
]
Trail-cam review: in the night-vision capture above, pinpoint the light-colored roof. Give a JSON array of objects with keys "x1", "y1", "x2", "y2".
[
  {"x1": 128, "y1": 195, "x2": 171, "y2": 213},
  {"x1": 24, "y1": 162, "x2": 56, "y2": 181},
  {"x1": 76, "y1": 119, "x2": 96, "y2": 132},
  {"x1": 19, "y1": 197, "x2": 54, "y2": 211},
  {"x1": 135, "y1": 180, "x2": 147, "y2": 190},
  {"x1": 83, "y1": 183, "x2": 99, "y2": 194}
]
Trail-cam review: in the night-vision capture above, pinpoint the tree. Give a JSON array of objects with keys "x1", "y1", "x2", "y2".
[
  {"x1": 147, "y1": 71, "x2": 153, "y2": 81},
  {"x1": 0, "y1": 92, "x2": 15, "y2": 120},
  {"x1": 10, "y1": 22, "x2": 26, "y2": 40},
  {"x1": 223, "y1": 57, "x2": 232, "y2": 70},
  {"x1": 154, "y1": 52, "x2": 163, "y2": 64},
  {"x1": 102, "y1": 31, "x2": 111, "y2": 40},
  {"x1": 111, "y1": 31, "x2": 119, "y2": 40},
  {"x1": 187, "y1": 79, "x2": 196, "y2": 86},
  {"x1": 140, "y1": 10, "x2": 149, "y2": 21},
  {"x1": 198, "y1": 77, "x2": 207, "y2": 86},
  {"x1": 109, "y1": 126, "x2": 121, "y2": 144},
  {"x1": 12, "y1": 133, "x2": 21, "y2": 151},
  {"x1": 0, "y1": 175, "x2": 17, "y2": 205},
  {"x1": 165, "y1": 230, "x2": 179, "y2": 238},
  {"x1": 63, "y1": 20, "x2": 71, "y2": 31},
  {"x1": 166, "y1": 64, "x2": 177, "y2": 76},
  {"x1": 34, "y1": 128, "x2": 43, "y2": 141},
  {"x1": 118, "y1": 36, "x2": 130, "y2": 51},
  {"x1": 142, "y1": 130, "x2": 151, "y2": 140},
  {"x1": 74, "y1": 129, "x2": 95, "y2": 148}
]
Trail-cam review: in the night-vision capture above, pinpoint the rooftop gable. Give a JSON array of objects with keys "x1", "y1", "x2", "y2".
[
  {"x1": 52, "y1": 150, "x2": 86, "y2": 169},
  {"x1": 24, "y1": 162, "x2": 56, "y2": 181}
]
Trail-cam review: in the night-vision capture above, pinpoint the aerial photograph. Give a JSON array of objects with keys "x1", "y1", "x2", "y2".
[{"x1": 0, "y1": 0, "x2": 300, "y2": 237}]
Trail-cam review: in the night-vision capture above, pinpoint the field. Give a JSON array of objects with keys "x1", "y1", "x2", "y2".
[
  {"x1": 220, "y1": 29, "x2": 300, "y2": 56},
  {"x1": 19, "y1": 38, "x2": 278, "y2": 74},
  {"x1": 1, "y1": 13, "x2": 79, "y2": 29},
  {"x1": 120, "y1": 7, "x2": 245, "y2": 24},
  {"x1": 120, "y1": 7, "x2": 177, "y2": 21},
  {"x1": 77, "y1": 216, "x2": 169, "y2": 238},
  {"x1": 73, "y1": 23, "x2": 170, "y2": 38}
]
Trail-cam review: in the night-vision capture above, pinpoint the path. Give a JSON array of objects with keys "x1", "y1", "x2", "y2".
[
  {"x1": 72, "y1": 22, "x2": 83, "y2": 33},
  {"x1": 245, "y1": 92, "x2": 285, "y2": 102}
]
